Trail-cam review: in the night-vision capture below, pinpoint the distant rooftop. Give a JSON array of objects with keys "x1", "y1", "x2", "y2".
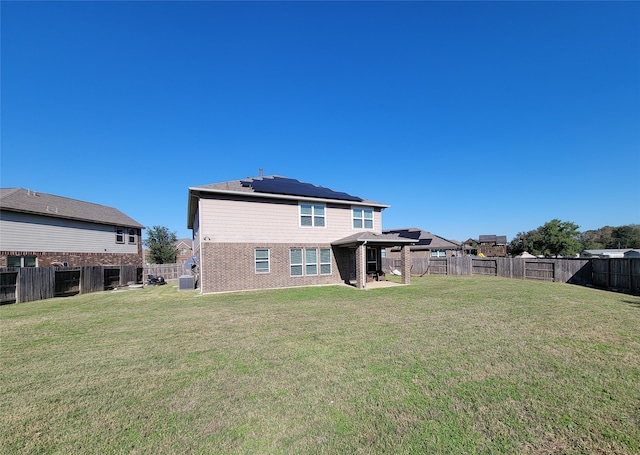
[
  {"x1": 0, "y1": 188, "x2": 144, "y2": 228},
  {"x1": 384, "y1": 227, "x2": 459, "y2": 250},
  {"x1": 479, "y1": 235, "x2": 507, "y2": 244}
]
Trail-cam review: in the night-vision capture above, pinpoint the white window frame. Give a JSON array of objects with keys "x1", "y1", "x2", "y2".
[
  {"x1": 352, "y1": 207, "x2": 374, "y2": 230},
  {"x1": 255, "y1": 248, "x2": 270, "y2": 274},
  {"x1": 128, "y1": 228, "x2": 137, "y2": 244},
  {"x1": 305, "y1": 248, "x2": 318, "y2": 276},
  {"x1": 320, "y1": 248, "x2": 332, "y2": 275},
  {"x1": 290, "y1": 248, "x2": 303, "y2": 277},
  {"x1": 431, "y1": 250, "x2": 447, "y2": 258},
  {"x1": 290, "y1": 247, "x2": 332, "y2": 277},
  {"x1": 299, "y1": 203, "x2": 326, "y2": 228},
  {"x1": 116, "y1": 227, "x2": 125, "y2": 244}
]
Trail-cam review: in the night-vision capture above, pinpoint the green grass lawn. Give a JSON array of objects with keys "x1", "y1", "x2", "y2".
[{"x1": 2, "y1": 276, "x2": 639, "y2": 454}]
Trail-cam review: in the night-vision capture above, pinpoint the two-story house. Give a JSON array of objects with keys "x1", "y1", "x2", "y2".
[
  {"x1": 0, "y1": 188, "x2": 144, "y2": 267},
  {"x1": 175, "y1": 238, "x2": 193, "y2": 265},
  {"x1": 187, "y1": 175, "x2": 414, "y2": 293},
  {"x1": 478, "y1": 235, "x2": 508, "y2": 257}
]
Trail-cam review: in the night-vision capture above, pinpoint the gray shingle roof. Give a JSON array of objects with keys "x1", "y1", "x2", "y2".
[
  {"x1": 479, "y1": 235, "x2": 507, "y2": 244},
  {"x1": 0, "y1": 188, "x2": 144, "y2": 228},
  {"x1": 383, "y1": 227, "x2": 459, "y2": 250},
  {"x1": 190, "y1": 175, "x2": 387, "y2": 207},
  {"x1": 332, "y1": 231, "x2": 415, "y2": 247}
]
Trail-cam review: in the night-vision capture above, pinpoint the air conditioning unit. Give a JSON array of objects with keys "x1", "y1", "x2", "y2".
[{"x1": 178, "y1": 275, "x2": 195, "y2": 290}]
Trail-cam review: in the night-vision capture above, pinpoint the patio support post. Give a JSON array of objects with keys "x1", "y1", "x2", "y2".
[
  {"x1": 355, "y1": 244, "x2": 366, "y2": 289},
  {"x1": 401, "y1": 244, "x2": 411, "y2": 285}
]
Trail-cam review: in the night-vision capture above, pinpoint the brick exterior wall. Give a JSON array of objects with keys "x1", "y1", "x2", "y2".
[
  {"x1": 0, "y1": 251, "x2": 143, "y2": 267},
  {"x1": 401, "y1": 245, "x2": 411, "y2": 285},
  {"x1": 200, "y1": 242, "x2": 352, "y2": 293}
]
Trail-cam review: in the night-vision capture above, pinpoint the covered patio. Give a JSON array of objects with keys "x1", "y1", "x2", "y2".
[{"x1": 332, "y1": 232, "x2": 415, "y2": 289}]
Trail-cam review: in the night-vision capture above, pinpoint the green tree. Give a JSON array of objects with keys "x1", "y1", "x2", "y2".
[
  {"x1": 580, "y1": 224, "x2": 640, "y2": 250},
  {"x1": 580, "y1": 229, "x2": 604, "y2": 250},
  {"x1": 508, "y1": 231, "x2": 533, "y2": 256},
  {"x1": 609, "y1": 224, "x2": 640, "y2": 248},
  {"x1": 144, "y1": 226, "x2": 179, "y2": 264},
  {"x1": 532, "y1": 219, "x2": 582, "y2": 258}
]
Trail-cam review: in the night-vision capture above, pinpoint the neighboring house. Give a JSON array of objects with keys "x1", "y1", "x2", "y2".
[
  {"x1": 0, "y1": 188, "x2": 144, "y2": 267},
  {"x1": 462, "y1": 238, "x2": 478, "y2": 256},
  {"x1": 477, "y1": 235, "x2": 508, "y2": 257},
  {"x1": 176, "y1": 238, "x2": 193, "y2": 265},
  {"x1": 383, "y1": 228, "x2": 461, "y2": 258},
  {"x1": 144, "y1": 239, "x2": 193, "y2": 265},
  {"x1": 582, "y1": 249, "x2": 640, "y2": 258},
  {"x1": 187, "y1": 175, "x2": 415, "y2": 293}
]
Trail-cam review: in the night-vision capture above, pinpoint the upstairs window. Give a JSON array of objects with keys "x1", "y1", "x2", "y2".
[
  {"x1": 116, "y1": 227, "x2": 125, "y2": 244},
  {"x1": 300, "y1": 204, "x2": 325, "y2": 227},
  {"x1": 128, "y1": 229, "x2": 137, "y2": 244},
  {"x1": 353, "y1": 208, "x2": 373, "y2": 229}
]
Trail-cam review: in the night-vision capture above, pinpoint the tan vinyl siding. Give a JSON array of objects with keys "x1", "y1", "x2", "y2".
[
  {"x1": 192, "y1": 207, "x2": 201, "y2": 256},
  {"x1": 0, "y1": 211, "x2": 138, "y2": 254},
  {"x1": 199, "y1": 197, "x2": 383, "y2": 244}
]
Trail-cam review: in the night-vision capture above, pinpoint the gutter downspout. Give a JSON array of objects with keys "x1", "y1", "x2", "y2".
[{"x1": 197, "y1": 195, "x2": 203, "y2": 294}]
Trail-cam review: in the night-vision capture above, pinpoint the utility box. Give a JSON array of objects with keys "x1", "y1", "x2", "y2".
[{"x1": 178, "y1": 275, "x2": 195, "y2": 291}]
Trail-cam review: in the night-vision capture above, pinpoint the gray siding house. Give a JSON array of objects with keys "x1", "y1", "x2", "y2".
[
  {"x1": 187, "y1": 175, "x2": 414, "y2": 293},
  {"x1": 0, "y1": 188, "x2": 144, "y2": 267}
]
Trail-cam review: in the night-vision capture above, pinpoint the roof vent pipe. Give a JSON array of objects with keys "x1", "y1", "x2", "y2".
[{"x1": 259, "y1": 168, "x2": 263, "y2": 177}]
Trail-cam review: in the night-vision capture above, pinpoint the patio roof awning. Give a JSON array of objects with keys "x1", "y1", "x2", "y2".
[{"x1": 332, "y1": 232, "x2": 416, "y2": 248}]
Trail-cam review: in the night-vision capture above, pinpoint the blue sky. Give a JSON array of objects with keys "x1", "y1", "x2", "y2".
[{"x1": 2, "y1": 1, "x2": 639, "y2": 242}]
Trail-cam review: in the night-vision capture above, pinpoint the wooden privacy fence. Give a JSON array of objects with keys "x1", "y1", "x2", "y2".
[
  {"x1": 143, "y1": 263, "x2": 184, "y2": 281},
  {"x1": 383, "y1": 257, "x2": 639, "y2": 295},
  {"x1": 0, "y1": 265, "x2": 143, "y2": 304},
  {"x1": 591, "y1": 258, "x2": 640, "y2": 294}
]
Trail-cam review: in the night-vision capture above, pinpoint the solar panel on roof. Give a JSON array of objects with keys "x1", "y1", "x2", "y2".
[{"x1": 243, "y1": 177, "x2": 363, "y2": 202}]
